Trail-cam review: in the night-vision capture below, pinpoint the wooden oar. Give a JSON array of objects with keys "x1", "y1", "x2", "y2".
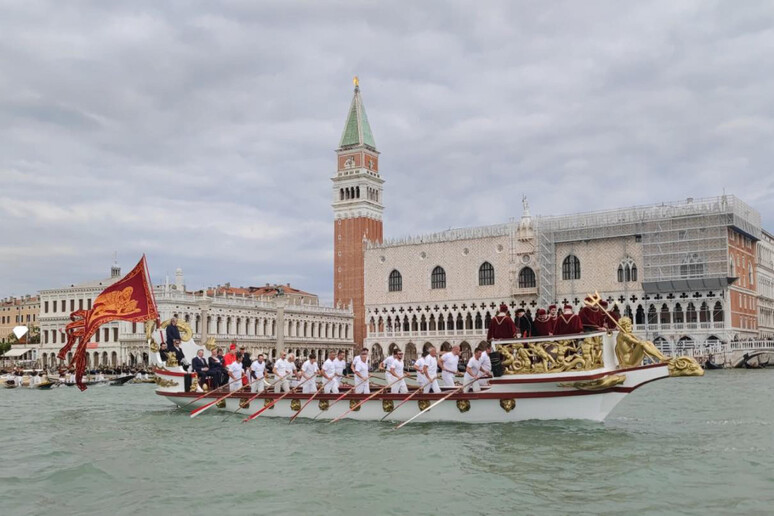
[
  {"x1": 289, "y1": 376, "x2": 337, "y2": 423},
  {"x1": 394, "y1": 376, "x2": 481, "y2": 430},
  {"x1": 311, "y1": 377, "x2": 356, "y2": 420},
  {"x1": 329, "y1": 375, "x2": 409, "y2": 424},
  {"x1": 221, "y1": 375, "x2": 287, "y2": 421},
  {"x1": 379, "y1": 384, "x2": 427, "y2": 421},
  {"x1": 242, "y1": 376, "x2": 315, "y2": 423},
  {"x1": 190, "y1": 375, "x2": 248, "y2": 418},
  {"x1": 178, "y1": 376, "x2": 244, "y2": 411}
]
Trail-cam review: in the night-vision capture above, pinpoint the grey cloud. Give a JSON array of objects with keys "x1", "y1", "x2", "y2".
[{"x1": 1, "y1": 1, "x2": 773, "y2": 301}]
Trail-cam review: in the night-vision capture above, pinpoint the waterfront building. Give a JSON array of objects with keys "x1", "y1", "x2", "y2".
[
  {"x1": 37, "y1": 266, "x2": 353, "y2": 368},
  {"x1": 0, "y1": 295, "x2": 40, "y2": 344},
  {"x1": 756, "y1": 230, "x2": 774, "y2": 339},
  {"x1": 362, "y1": 195, "x2": 767, "y2": 363}
]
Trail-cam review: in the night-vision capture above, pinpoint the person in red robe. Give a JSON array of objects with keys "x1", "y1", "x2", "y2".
[
  {"x1": 487, "y1": 304, "x2": 518, "y2": 341},
  {"x1": 548, "y1": 304, "x2": 559, "y2": 330},
  {"x1": 554, "y1": 305, "x2": 583, "y2": 336},
  {"x1": 579, "y1": 296, "x2": 605, "y2": 331},
  {"x1": 532, "y1": 308, "x2": 555, "y2": 336},
  {"x1": 223, "y1": 342, "x2": 237, "y2": 367}
]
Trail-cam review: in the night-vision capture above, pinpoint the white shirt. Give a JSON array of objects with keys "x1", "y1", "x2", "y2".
[
  {"x1": 251, "y1": 360, "x2": 266, "y2": 379},
  {"x1": 382, "y1": 355, "x2": 394, "y2": 371},
  {"x1": 322, "y1": 358, "x2": 336, "y2": 380},
  {"x1": 424, "y1": 355, "x2": 438, "y2": 379},
  {"x1": 466, "y1": 356, "x2": 482, "y2": 377},
  {"x1": 352, "y1": 356, "x2": 369, "y2": 379},
  {"x1": 274, "y1": 358, "x2": 289, "y2": 377},
  {"x1": 301, "y1": 359, "x2": 319, "y2": 379},
  {"x1": 414, "y1": 357, "x2": 426, "y2": 378},
  {"x1": 333, "y1": 358, "x2": 346, "y2": 377},
  {"x1": 228, "y1": 360, "x2": 243, "y2": 379},
  {"x1": 480, "y1": 351, "x2": 492, "y2": 375},
  {"x1": 441, "y1": 352, "x2": 459, "y2": 374},
  {"x1": 390, "y1": 358, "x2": 404, "y2": 378}
]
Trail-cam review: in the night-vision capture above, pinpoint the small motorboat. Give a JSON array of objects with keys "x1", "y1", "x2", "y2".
[{"x1": 111, "y1": 374, "x2": 136, "y2": 386}]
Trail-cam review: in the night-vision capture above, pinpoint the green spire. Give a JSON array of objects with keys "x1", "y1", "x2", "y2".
[{"x1": 339, "y1": 83, "x2": 376, "y2": 150}]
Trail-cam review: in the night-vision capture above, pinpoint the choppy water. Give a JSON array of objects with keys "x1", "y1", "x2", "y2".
[{"x1": 1, "y1": 370, "x2": 773, "y2": 516}]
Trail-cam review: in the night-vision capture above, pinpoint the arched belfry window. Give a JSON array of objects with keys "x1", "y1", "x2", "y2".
[
  {"x1": 388, "y1": 270, "x2": 402, "y2": 292},
  {"x1": 518, "y1": 267, "x2": 536, "y2": 288},
  {"x1": 431, "y1": 266, "x2": 446, "y2": 289},
  {"x1": 562, "y1": 255, "x2": 581, "y2": 280},
  {"x1": 478, "y1": 262, "x2": 495, "y2": 286}
]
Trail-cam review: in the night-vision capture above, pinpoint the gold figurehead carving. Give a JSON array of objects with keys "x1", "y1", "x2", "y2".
[
  {"x1": 290, "y1": 399, "x2": 301, "y2": 411},
  {"x1": 154, "y1": 377, "x2": 178, "y2": 388},
  {"x1": 165, "y1": 353, "x2": 179, "y2": 368},
  {"x1": 417, "y1": 399, "x2": 431, "y2": 411},
  {"x1": 500, "y1": 399, "x2": 516, "y2": 413},
  {"x1": 318, "y1": 399, "x2": 329, "y2": 411},
  {"x1": 382, "y1": 399, "x2": 394, "y2": 413},
  {"x1": 559, "y1": 374, "x2": 626, "y2": 391},
  {"x1": 500, "y1": 336, "x2": 604, "y2": 375},
  {"x1": 456, "y1": 400, "x2": 471, "y2": 413},
  {"x1": 204, "y1": 337, "x2": 217, "y2": 351},
  {"x1": 667, "y1": 356, "x2": 704, "y2": 377},
  {"x1": 615, "y1": 317, "x2": 668, "y2": 367}
]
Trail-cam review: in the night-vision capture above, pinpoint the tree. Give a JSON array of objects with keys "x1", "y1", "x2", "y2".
[{"x1": 0, "y1": 341, "x2": 10, "y2": 356}]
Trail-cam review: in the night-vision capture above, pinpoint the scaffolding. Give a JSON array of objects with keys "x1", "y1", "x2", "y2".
[{"x1": 531, "y1": 195, "x2": 762, "y2": 305}]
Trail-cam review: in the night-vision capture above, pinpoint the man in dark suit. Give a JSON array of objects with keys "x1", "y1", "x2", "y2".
[
  {"x1": 192, "y1": 349, "x2": 209, "y2": 387},
  {"x1": 169, "y1": 339, "x2": 188, "y2": 370},
  {"x1": 240, "y1": 346, "x2": 252, "y2": 370},
  {"x1": 165, "y1": 317, "x2": 182, "y2": 348}
]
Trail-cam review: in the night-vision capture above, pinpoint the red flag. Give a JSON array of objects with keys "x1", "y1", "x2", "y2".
[{"x1": 58, "y1": 255, "x2": 158, "y2": 390}]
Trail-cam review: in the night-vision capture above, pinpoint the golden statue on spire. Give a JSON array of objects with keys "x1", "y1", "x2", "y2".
[{"x1": 353, "y1": 76, "x2": 359, "y2": 88}]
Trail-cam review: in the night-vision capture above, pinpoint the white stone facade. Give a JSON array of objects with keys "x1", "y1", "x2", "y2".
[
  {"x1": 362, "y1": 197, "x2": 767, "y2": 363},
  {"x1": 756, "y1": 230, "x2": 774, "y2": 338},
  {"x1": 36, "y1": 268, "x2": 354, "y2": 368}
]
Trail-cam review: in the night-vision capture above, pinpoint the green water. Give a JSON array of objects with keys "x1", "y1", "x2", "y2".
[{"x1": 1, "y1": 370, "x2": 772, "y2": 516}]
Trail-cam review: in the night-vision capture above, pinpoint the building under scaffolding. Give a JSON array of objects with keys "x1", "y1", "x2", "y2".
[{"x1": 531, "y1": 195, "x2": 761, "y2": 306}]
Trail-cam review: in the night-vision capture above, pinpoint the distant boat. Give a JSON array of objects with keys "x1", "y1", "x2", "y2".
[{"x1": 111, "y1": 375, "x2": 136, "y2": 386}]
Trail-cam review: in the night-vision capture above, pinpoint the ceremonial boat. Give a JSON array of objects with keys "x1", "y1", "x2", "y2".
[{"x1": 148, "y1": 315, "x2": 704, "y2": 425}]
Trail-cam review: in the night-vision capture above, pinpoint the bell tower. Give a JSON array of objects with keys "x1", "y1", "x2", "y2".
[{"x1": 332, "y1": 77, "x2": 384, "y2": 349}]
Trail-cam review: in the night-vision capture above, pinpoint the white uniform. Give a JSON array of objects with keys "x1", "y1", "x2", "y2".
[
  {"x1": 423, "y1": 354, "x2": 441, "y2": 393},
  {"x1": 479, "y1": 351, "x2": 492, "y2": 386},
  {"x1": 287, "y1": 361, "x2": 298, "y2": 389},
  {"x1": 273, "y1": 358, "x2": 290, "y2": 393},
  {"x1": 389, "y1": 358, "x2": 408, "y2": 394},
  {"x1": 440, "y1": 352, "x2": 459, "y2": 387},
  {"x1": 333, "y1": 358, "x2": 346, "y2": 391},
  {"x1": 322, "y1": 359, "x2": 339, "y2": 394},
  {"x1": 300, "y1": 360, "x2": 319, "y2": 394},
  {"x1": 463, "y1": 356, "x2": 482, "y2": 393},
  {"x1": 382, "y1": 356, "x2": 395, "y2": 385},
  {"x1": 227, "y1": 361, "x2": 243, "y2": 392},
  {"x1": 414, "y1": 357, "x2": 427, "y2": 390},
  {"x1": 352, "y1": 356, "x2": 370, "y2": 394},
  {"x1": 250, "y1": 360, "x2": 266, "y2": 393}
]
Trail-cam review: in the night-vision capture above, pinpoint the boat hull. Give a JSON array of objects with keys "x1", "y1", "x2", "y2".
[{"x1": 156, "y1": 362, "x2": 669, "y2": 424}]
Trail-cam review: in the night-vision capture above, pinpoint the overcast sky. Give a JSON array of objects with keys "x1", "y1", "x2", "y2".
[{"x1": 2, "y1": 1, "x2": 773, "y2": 302}]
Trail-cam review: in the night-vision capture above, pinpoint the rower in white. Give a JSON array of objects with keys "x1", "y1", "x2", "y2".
[
  {"x1": 273, "y1": 351, "x2": 290, "y2": 393},
  {"x1": 322, "y1": 351, "x2": 339, "y2": 394},
  {"x1": 250, "y1": 354, "x2": 266, "y2": 393},
  {"x1": 414, "y1": 353, "x2": 427, "y2": 392},
  {"x1": 463, "y1": 348, "x2": 484, "y2": 393},
  {"x1": 440, "y1": 345, "x2": 460, "y2": 387},
  {"x1": 352, "y1": 348, "x2": 370, "y2": 394},
  {"x1": 478, "y1": 342, "x2": 492, "y2": 387},
  {"x1": 423, "y1": 346, "x2": 441, "y2": 394},
  {"x1": 389, "y1": 350, "x2": 408, "y2": 394},
  {"x1": 300, "y1": 353, "x2": 319, "y2": 394},
  {"x1": 333, "y1": 350, "x2": 347, "y2": 391}
]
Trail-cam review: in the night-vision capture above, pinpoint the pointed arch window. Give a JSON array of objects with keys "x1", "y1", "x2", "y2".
[
  {"x1": 479, "y1": 262, "x2": 495, "y2": 286},
  {"x1": 562, "y1": 255, "x2": 581, "y2": 280},
  {"x1": 388, "y1": 270, "x2": 402, "y2": 292},
  {"x1": 617, "y1": 257, "x2": 637, "y2": 282},
  {"x1": 518, "y1": 267, "x2": 536, "y2": 288},
  {"x1": 431, "y1": 266, "x2": 446, "y2": 289}
]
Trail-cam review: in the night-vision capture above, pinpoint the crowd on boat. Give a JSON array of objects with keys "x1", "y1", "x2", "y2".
[{"x1": 178, "y1": 300, "x2": 621, "y2": 397}]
